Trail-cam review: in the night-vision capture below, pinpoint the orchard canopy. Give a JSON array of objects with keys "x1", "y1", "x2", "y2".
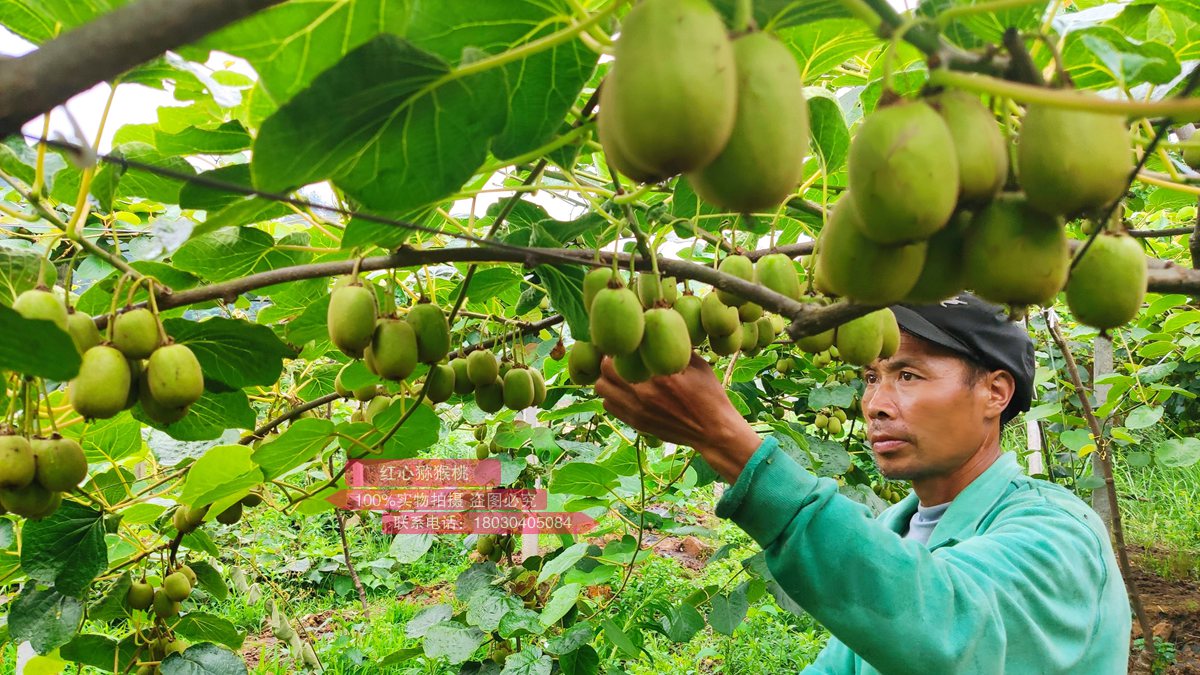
[{"x1": 0, "y1": 0, "x2": 1199, "y2": 673}]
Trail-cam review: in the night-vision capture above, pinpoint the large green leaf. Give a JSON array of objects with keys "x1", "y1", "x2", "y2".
[
  {"x1": 0, "y1": 0, "x2": 125, "y2": 43},
  {"x1": 159, "y1": 643, "x2": 249, "y2": 675},
  {"x1": 172, "y1": 227, "x2": 312, "y2": 283},
  {"x1": 174, "y1": 613, "x2": 246, "y2": 650},
  {"x1": 61, "y1": 412, "x2": 142, "y2": 463},
  {"x1": 180, "y1": 445, "x2": 265, "y2": 507},
  {"x1": 779, "y1": 19, "x2": 879, "y2": 82},
  {"x1": 112, "y1": 121, "x2": 251, "y2": 156},
  {"x1": 93, "y1": 142, "x2": 198, "y2": 206},
  {"x1": 197, "y1": 0, "x2": 408, "y2": 115},
  {"x1": 251, "y1": 418, "x2": 336, "y2": 480},
  {"x1": 422, "y1": 621, "x2": 487, "y2": 664},
  {"x1": 406, "y1": 0, "x2": 598, "y2": 159},
  {"x1": 538, "y1": 264, "x2": 589, "y2": 342},
  {"x1": 164, "y1": 317, "x2": 295, "y2": 389},
  {"x1": 548, "y1": 462, "x2": 618, "y2": 498},
  {"x1": 710, "y1": 0, "x2": 851, "y2": 29},
  {"x1": 20, "y1": 502, "x2": 107, "y2": 597},
  {"x1": 0, "y1": 304, "x2": 80, "y2": 381},
  {"x1": 8, "y1": 583, "x2": 84, "y2": 653},
  {"x1": 805, "y1": 88, "x2": 850, "y2": 173},
  {"x1": 0, "y1": 245, "x2": 54, "y2": 304},
  {"x1": 1063, "y1": 26, "x2": 1181, "y2": 90},
  {"x1": 252, "y1": 35, "x2": 507, "y2": 213}
]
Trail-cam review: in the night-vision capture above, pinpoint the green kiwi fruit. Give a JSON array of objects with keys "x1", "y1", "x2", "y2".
[
  {"x1": 146, "y1": 343, "x2": 204, "y2": 409},
  {"x1": 503, "y1": 369, "x2": 536, "y2": 410},
  {"x1": 12, "y1": 287, "x2": 68, "y2": 331},
  {"x1": 31, "y1": 435, "x2": 87, "y2": 492},
  {"x1": 127, "y1": 580, "x2": 155, "y2": 610},
  {"x1": 963, "y1": 194, "x2": 1068, "y2": 306},
  {"x1": 216, "y1": 501, "x2": 243, "y2": 524},
  {"x1": 163, "y1": 572, "x2": 193, "y2": 601},
  {"x1": 369, "y1": 318, "x2": 418, "y2": 381},
  {"x1": 568, "y1": 341, "x2": 602, "y2": 385},
  {"x1": 635, "y1": 272, "x2": 664, "y2": 308},
  {"x1": 814, "y1": 197, "x2": 926, "y2": 305},
  {"x1": 639, "y1": 308, "x2": 692, "y2": 376},
  {"x1": 66, "y1": 309, "x2": 101, "y2": 353},
  {"x1": 755, "y1": 316, "x2": 776, "y2": 349},
  {"x1": 932, "y1": 91, "x2": 1008, "y2": 205},
  {"x1": 716, "y1": 255, "x2": 755, "y2": 307},
  {"x1": 613, "y1": 350, "x2": 653, "y2": 383},
  {"x1": 467, "y1": 350, "x2": 500, "y2": 387},
  {"x1": 406, "y1": 302, "x2": 451, "y2": 364},
  {"x1": 530, "y1": 368, "x2": 547, "y2": 406},
  {"x1": 879, "y1": 309, "x2": 901, "y2": 359},
  {"x1": 450, "y1": 357, "x2": 474, "y2": 395},
  {"x1": 700, "y1": 292, "x2": 740, "y2": 338},
  {"x1": 1066, "y1": 232, "x2": 1146, "y2": 329},
  {"x1": 363, "y1": 395, "x2": 391, "y2": 424},
  {"x1": 834, "y1": 312, "x2": 884, "y2": 367},
  {"x1": 327, "y1": 282, "x2": 377, "y2": 358},
  {"x1": 672, "y1": 293, "x2": 706, "y2": 346},
  {"x1": 1018, "y1": 104, "x2": 1132, "y2": 216},
  {"x1": 755, "y1": 253, "x2": 803, "y2": 302},
  {"x1": 708, "y1": 327, "x2": 742, "y2": 356},
  {"x1": 112, "y1": 308, "x2": 161, "y2": 359},
  {"x1": 583, "y1": 268, "x2": 616, "y2": 313},
  {"x1": 0, "y1": 435, "x2": 35, "y2": 490},
  {"x1": 475, "y1": 381, "x2": 505, "y2": 414},
  {"x1": 589, "y1": 287, "x2": 645, "y2": 356},
  {"x1": 426, "y1": 364, "x2": 456, "y2": 403},
  {"x1": 153, "y1": 588, "x2": 180, "y2": 619},
  {"x1": 70, "y1": 345, "x2": 132, "y2": 420},
  {"x1": 0, "y1": 481, "x2": 61, "y2": 519}
]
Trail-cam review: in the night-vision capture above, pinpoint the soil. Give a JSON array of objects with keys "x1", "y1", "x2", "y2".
[{"x1": 1127, "y1": 545, "x2": 1200, "y2": 674}]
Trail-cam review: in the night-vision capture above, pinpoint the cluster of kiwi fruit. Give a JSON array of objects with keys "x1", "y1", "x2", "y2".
[
  {"x1": 12, "y1": 285, "x2": 205, "y2": 423},
  {"x1": 327, "y1": 276, "x2": 545, "y2": 415},
  {"x1": 814, "y1": 407, "x2": 849, "y2": 437},
  {"x1": 815, "y1": 88, "x2": 1146, "y2": 330},
  {"x1": 471, "y1": 425, "x2": 509, "y2": 460},
  {"x1": 172, "y1": 490, "x2": 263, "y2": 535},
  {"x1": 0, "y1": 430, "x2": 87, "y2": 519},
  {"x1": 599, "y1": 0, "x2": 809, "y2": 214},
  {"x1": 871, "y1": 479, "x2": 907, "y2": 504},
  {"x1": 126, "y1": 563, "x2": 199, "y2": 621},
  {"x1": 475, "y1": 532, "x2": 517, "y2": 562}
]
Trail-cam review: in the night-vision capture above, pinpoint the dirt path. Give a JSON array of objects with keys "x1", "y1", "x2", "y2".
[{"x1": 1127, "y1": 545, "x2": 1200, "y2": 673}]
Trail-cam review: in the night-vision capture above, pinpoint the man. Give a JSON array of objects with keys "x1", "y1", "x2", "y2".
[{"x1": 595, "y1": 293, "x2": 1131, "y2": 674}]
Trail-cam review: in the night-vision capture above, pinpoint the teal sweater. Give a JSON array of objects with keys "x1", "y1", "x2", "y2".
[{"x1": 714, "y1": 436, "x2": 1131, "y2": 674}]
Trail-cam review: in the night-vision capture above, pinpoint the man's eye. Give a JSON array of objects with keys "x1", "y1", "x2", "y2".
[
  {"x1": 900, "y1": 371, "x2": 916, "y2": 381},
  {"x1": 864, "y1": 372, "x2": 877, "y2": 384}
]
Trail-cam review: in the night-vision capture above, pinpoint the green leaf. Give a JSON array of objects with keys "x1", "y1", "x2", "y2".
[
  {"x1": 406, "y1": 604, "x2": 453, "y2": 639},
  {"x1": 1161, "y1": 309, "x2": 1200, "y2": 332},
  {"x1": 180, "y1": 445, "x2": 265, "y2": 507},
  {"x1": 61, "y1": 412, "x2": 142, "y2": 464},
  {"x1": 172, "y1": 227, "x2": 312, "y2": 283},
  {"x1": 804, "y1": 89, "x2": 850, "y2": 173},
  {"x1": 1126, "y1": 405, "x2": 1164, "y2": 430},
  {"x1": 549, "y1": 462, "x2": 619, "y2": 498},
  {"x1": 1155, "y1": 437, "x2": 1200, "y2": 468},
  {"x1": 0, "y1": 304, "x2": 80, "y2": 380},
  {"x1": 134, "y1": 390, "x2": 256, "y2": 441},
  {"x1": 251, "y1": 418, "x2": 335, "y2": 480},
  {"x1": 558, "y1": 645, "x2": 600, "y2": 675},
  {"x1": 189, "y1": 560, "x2": 229, "y2": 603},
  {"x1": 198, "y1": 0, "x2": 406, "y2": 115},
  {"x1": 708, "y1": 582, "x2": 750, "y2": 636},
  {"x1": 537, "y1": 264, "x2": 589, "y2": 342},
  {"x1": 0, "y1": 0, "x2": 125, "y2": 43},
  {"x1": 253, "y1": 35, "x2": 507, "y2": 214},
  {"x1": 499, "y1": 608, "x2": 546, "y2": 638},
  {"x1": 808, "y1": 384, "x2": 855, "y2": 410},
  {"x1": 406, "y1": 0, "x2": 598, "y2": 159},
  {"x1": 347, "y1": 402, "x2": 442, "y2": 459},
  {"x1": 0, "y1": 245, "x2": 53, "y2": 304},
  {"x1": 499, "y1": 646, "x2": 554, "y2": 675},
  {"x1": 8, "y1": 583, "x2": 84, "y2": 653},
  {"x1": 422, "y1": 621, "x2": 488, "y2": 664},
  {"x1": 159, "y1": 642, "x2": 249, "y2": 674},
  {"x1": 780, "y1": 20, "x2": 879, "y2": 81},
  {"x1": 1023, "y1": 402, "x2": 1062, "y2": 422},
  {"x1": 388, "y1": 533, "x2": 433, "y2": 563},
  {"x1": 537, "y1": 543, "x2": 590, "y2": 584},
  {"x1": 544, "y1": 621, "x2": 595, "y2": 656},
  {"x1": 87, "y1": 572, "x2": 132, "y2": 622},
  {"x1": 113, "y1": 120, "x2": 251, "y2": 155},
  {"x1": 661, "y1": 602, "x2": 705, "y2": 643},
  {"x1": 711, "y1": 0, "x2": 850, "y2": 29},
  {"x1": 60, "y1": 633, "x2": 138, "y2": 672},
  {"x1": 466, "y1": 586, "x2": 524, "y2": 632},
  {"x1": 601, "y1": 618, "x2": 641, "y2": 659},
  {"x1": 96, "y1": 142, "x2": 198, "y2": 205},
  {"x1": 174, "y1": 613, "x2": 246, "y2": 650},
  {"x1": 1059, "y1": 429, "x2": 1094, "y2": 453},
  {"x1": 20, "y1": 502, "x2": 107, "y2": 597},
  {"x1": 164, "y1": 317, "x2": 295, "y2": 389},
  {"x1": 1063, "y1": 26, "x2": 1181, "y2": 90},
  {"x1": 341, "y1": 208, "x2": 432, "y2": 250},
  {"x1": 539, "y1": 583, "x2": 581, "y2": 627}
]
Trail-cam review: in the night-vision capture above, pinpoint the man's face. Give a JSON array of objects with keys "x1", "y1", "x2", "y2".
[{"x1": 861, "y1": 332, "x2": 1004, "y2": 482}]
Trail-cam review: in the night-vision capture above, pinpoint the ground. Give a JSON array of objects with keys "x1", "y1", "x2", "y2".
[{"x1": 1128, "y1": 545, "x2": 1200, "y2": 674}]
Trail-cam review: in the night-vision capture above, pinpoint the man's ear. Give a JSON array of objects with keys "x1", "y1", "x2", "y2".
[{"x1": 983, "y1": 370, "x2": 1016, "y2": 419}]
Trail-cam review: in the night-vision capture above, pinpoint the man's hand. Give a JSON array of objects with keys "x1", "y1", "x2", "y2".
[{"x1": 594, "y1": 352, "x2": 763, "y2": 484}]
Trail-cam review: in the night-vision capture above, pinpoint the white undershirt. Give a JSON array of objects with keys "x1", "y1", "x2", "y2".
[{"x1": 903, "y1": 501, "x2": 951, "y2": 545}]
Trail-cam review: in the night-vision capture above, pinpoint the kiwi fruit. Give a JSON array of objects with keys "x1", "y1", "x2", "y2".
[
  {"x1": 530, "y1": 368, "x2": 547, "y2": 406},
  {"x1": 904, "y1": 211, "x2": 969, "y2": 303},
  {"x1": 708, "y1": 327, "x2": 742, "y2": 356},
  {"x1": 672, "y1": 294, "x2": 705, "y2": 346},
  {"x1": 755, "y1": 253, "x2": 803, "y2": 301},
  {"x1": 963, "y1": 195, "x2": 1068, "y2": 306},
  {"x1": 173, "y1": 504, "x2": 208, "y2": 534},
  {"x1": 475, "y1": 381, "x2": 505, "y2": 414},
  {"x1": 0, "y1": 435, "x2": 35, "y2": 489},
  {"x1": 66, "y1": 309, "x2": 101, "y2": 353},
  {"x1": 700, "y1": 292, "x2": 740, "y2": 338},
  {"x1": 738, "y1": 302, "x2": 763, "y2": 323},
  {"x1": 661, "y1": 277, "x2": 679, "y2": 305},
  {"x1": 163, "y1": 571, "x2": 193, "y2": 601},
  {"x1": 1066, "y1": 232, "x2": 1146, "y2": 329},
  {"x1": 12, "y1": 287, "x2": 68, "y2": 331},
  {"x1": 146, "y1": 343, "x2": 204, "y2": 408},
  {"x1": 583, "y1": 268, "x2": 616, "y2": 313},
  {"x1": 634, "y1": 272, "x2": 664, "y2": 308},
  {"x1": 835, "y1": 312, "x2": 884, "y2": 367},
  {"x1": 848, "y1": 101, "x2": 959, "y2": 244},
  {"x1": 70, "y1": 345, "x2": 132, "y2": 420},
  {"x1": 716, "y1": 255, "x2": 755, "y2": 307},
  {"x1": 755, "y1": 316, "x2": 776, "y2": 349},
  {"x1": 467, "y1": 350, "x2": 499, "y2": 387},
  {"x1": 153, "y1": 588, "x2": 181, "y2": 619},
  {"x1": 879, "y1": 309, "x2": 901, "y2": 359},
  {"x1": 351, "y1": 382, "x2": 378, "y2": 402},
  {"x1": 335, "y1": 363, "x2": 354, "y2": 397},
  {"x1": 776, "y1": 357, "x2": 793, "y2": 374},
  {"x1": 449, "y1": 357, "x2": 474, "y2": 395},
  {"x1": 589, "y1": 286, "x2": 645, "y2": 356},
  {"x1": 815, "y1": 197, "x2": 927, "y2": 304},
  {"x1": 0, "y1": 481, "x2": 60, "y2": 519},
  {"x1": 406, "y1": 302, "x2": 450, "y2": 364},
  {"x1": 796, "y1": 328, "x2": 834, "y2": 354},
  {"x1": 502, "y1": 369, "x2": 535, "y2": 411},
  {"x1": 613, "y1": 350, "x2": 653, "y2": 383},
  {"x1": 138, "y1": 370, "x2": 189, "y2": 425},
  {"x1": 112, "y1": 308, "x2": 161, "y2": 359},
  {"x1": 31, "y1": 435, "x2": 87, "y2": 492},
  {"x1": 1018, "y1": 104, "x2": 1132, "y2": 216},
  {"x1": 216, "y1": 500, "x2": 243, "y2": 525},
  {"x1": 568, "y1": 341, "x2": 602, "y2": 385},
  {"x1": 687, "y1": 32, "x2": 809, "y2": 212},
  {"x1": 363, "y1": 395, "x2": 391, "y2": 424},
  {"x1": 426, "y1": 364, "x2": 456, "y2": 403},
  {"x1": 604, "y1": 0, "x2": 737, "y2": 176},
  {"x1": 740, "y1": 321, "x2": 760, "y2": 356},
  {"x1": 598, "y1": 69, "x2": 669, "y2": 183},
  {"x1": 369, "y1": 318, "x2": 418, "y2": 381},
  {"x1": 1184, "y1": 144, "x2": 1200, "y2": 171},
  {"x1": 327, "y1": 282, "x2": 377, "y2": 358},
  {"x1": 932, "y1": 91, "x2": 1008, "y2": 205},
  {"x1": 475, "y1": 444, "x2": 490, "y2": 461},
  {"x1": 127, "y1": 581, "x2": 155, "y2": 610},
  {"x1": 241, "y1": 492, "x2": 264, "y2": 507},
  {"x1": 639, "y1": 308, "x2": 692, "y2": 376},
  {"x1": 827, "y1": 417, "x2": 844, "y2": 436}
]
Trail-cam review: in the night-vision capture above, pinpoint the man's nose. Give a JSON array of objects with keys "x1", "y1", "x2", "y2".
[{"x1": 863, "y1": 382, "x2": 898, "y2": 420}]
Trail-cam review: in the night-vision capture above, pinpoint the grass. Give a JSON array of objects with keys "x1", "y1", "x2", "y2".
[{"x1": 1114, "y1": 457, "x2": 1200, "y2": 580}]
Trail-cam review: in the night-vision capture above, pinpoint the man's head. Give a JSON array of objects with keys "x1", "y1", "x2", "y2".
[{"x1": 861, "y1": 294, "x2": 1035, "y2": 483}]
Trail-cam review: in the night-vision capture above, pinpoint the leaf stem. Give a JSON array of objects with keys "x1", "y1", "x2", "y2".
[{"x1": 928, "y1": 69, "x2": 1200, "y2": 116}]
